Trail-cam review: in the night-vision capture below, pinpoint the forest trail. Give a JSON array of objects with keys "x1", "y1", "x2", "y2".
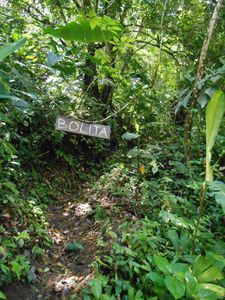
[
  {"x1": 3, "y1": 188, "x2": 100, "y2": 300},
  {"x1": 41, "y1": 190, "x2": 99, "y2": 299}
]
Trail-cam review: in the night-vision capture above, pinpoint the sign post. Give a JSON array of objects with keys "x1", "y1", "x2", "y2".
[{"x1": 55, "y1": 116, "x2": 110, "y2": 140}]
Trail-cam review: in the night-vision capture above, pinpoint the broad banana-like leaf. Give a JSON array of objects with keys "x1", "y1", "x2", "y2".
[
  {"x1": 0, "y1": 38, "x2": 27, "y2": 62},
  {"x1": 206, "y1": 90, "x2": 225, "y2": 182},
  {"x1": 44, "y1": 16, "x2": 123, "y2": 43}
]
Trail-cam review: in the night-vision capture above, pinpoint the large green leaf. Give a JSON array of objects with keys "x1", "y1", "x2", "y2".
[
  {"x1": 197, "y1": 266, "x2": 223, "y2": 283},
  {"x1": 197, "y1": 289, "x2": 217, "y2": 300},
  {"x1": 0, "y1": 291, "x2": 6, "y2": 300},
  {"x1": 199, "y1": 283, "x2": 225, "y2": 298},
  {"x1": 164, "y1": 275, "x2": 186, "y2": 299},
  {"x1": 205, "y1": 90, "x2": 225, "y2": 182},
  {"x1": 192, "y1": 254, "x2": 224, "y2": 286},
  {"x1": 192, "y1": 255, "x2": 213, "y2": 278},
  {"x1": 147, "y1": 271, "x2": 165, "y2": 286},
  {"x1": 0, "y1": 38, "x2": 27, "y2": 62},
  {"x1": 209, "y1": 180, "x2": 225, "y2": 213},
  {"x1": 44, "y1": 16, "x2": 123, "y2": 42},
  {"x1": 185, "y1": 271, "x2": 199, "y2": 297},
  {"x1": 90, "y1": 279, "x2": 102, "y2": 299},
  {"x1": 167, "y1": 229, "x2": 180, "y2": 250},
  {"x1": 154, "y1": 256, "x2": 171, "y2": 275}
]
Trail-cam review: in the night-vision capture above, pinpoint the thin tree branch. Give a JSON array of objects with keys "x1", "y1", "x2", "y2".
[{"x1": 134, "y1": 40, "x2": 180, "y2": 64}]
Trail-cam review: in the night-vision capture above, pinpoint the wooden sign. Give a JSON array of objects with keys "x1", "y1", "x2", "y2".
[{"x1": 55, "y1": 116, "x2": 110, "y2": 140}]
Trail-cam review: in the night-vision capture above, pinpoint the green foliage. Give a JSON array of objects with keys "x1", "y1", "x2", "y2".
[
  {"x1": 0, "y1": 38, "x2": 27, "y2": 62},
  {"x1": 1, "y1": 0, "x2": 225, "y2": 298},
  {"x1": 0, "y1": 291, "x2": 6, "y2": 300},
  {"x1": 164, "y1": 275, "x2": 185, "y2": 299},
  {"x1": 209, "y1": 181, "x2": 225, "y2": 213},
  {"x1": 83, "y1": 218, "x2": 225, "y2": 299},
  {"x1": 83, "y1": 135, "x2": 225, "y2": 299},
  {"x1": 45, "y1": 16, "x2": 123, "y2": 42},
  {"x1": 205, "y1": 90, "x2": 225, "y2": 182},
  {"x1": 90, "y1": 279, "x2": 102, "y2": 299}
]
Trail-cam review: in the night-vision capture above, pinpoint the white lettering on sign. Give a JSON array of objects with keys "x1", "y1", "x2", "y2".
[
  {"x1": 93, "y1": 125, "x2": 100, "y2": 135},
  {"x1": 58, "y1": 117, "x2": 67, "y2": 130},
  {"x1": 55, "y1": 116, "x2": 110, "y2": 140},
  {"x1": 99, "y1": 127, "x2": 108, "y2": 138},
  {"x1": 69, "y1": 121, "x2": 79, "y2": 131}
]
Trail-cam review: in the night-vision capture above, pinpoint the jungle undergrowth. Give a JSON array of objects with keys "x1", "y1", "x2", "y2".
[{"x1": 81, "y1": 141, "x2": 225, "y2": 300}]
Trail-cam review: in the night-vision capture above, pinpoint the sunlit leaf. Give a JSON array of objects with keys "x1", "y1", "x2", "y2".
[
  {"x1": 90, "y1": 279, "x2": 102, "y2": 299},
  {"x1": 185, "y1": 271, "x2": 199, "y2": 297},
  {"x1": 206, "y1": 90, "x2": 225, "y2": 182},
  {"x1": 197, "y1": 289, "x2": 217, "y2": 300},
  {"x1": 192, "y1": 255, "x2": 212, "y2": 278},
  {"x1": 0, "y1": 291, "x2": 6, "y2": 300},
  {"x1": 154, "y1": 256, "x2": 171, "y2": 275},
  {"x1": 0, "y1": 38, "x2": 27, "y2": 62},
  {"x1": 44, "y1": 17, "x2": 123, "y2": 43},
  {"x1": 164, "y1": 275, "x2": 185, "y2": 299},
  {"x1": 11, "y1": 261, "x2": 21, "y2": 278},
  {"x1": 199, "y1": 283, "x2": 225, "y2": 298}
]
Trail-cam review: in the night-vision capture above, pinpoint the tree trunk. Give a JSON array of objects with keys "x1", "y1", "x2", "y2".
[
  {"x1": 83, "y1": 44, "x2": 100, "y2": 99},
  {"x1": 184, "y1": 0, "x2": 224, "y2": 163}
]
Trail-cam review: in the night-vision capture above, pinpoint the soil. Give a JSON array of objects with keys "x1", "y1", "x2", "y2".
[{"x1": 3, "y1": 189, "x2": 99, "y2": 300}]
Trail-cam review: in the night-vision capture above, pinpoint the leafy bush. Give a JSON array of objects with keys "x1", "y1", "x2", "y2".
[{"x1": 83, "y1": 218, "x2": 225, "y2": 299}]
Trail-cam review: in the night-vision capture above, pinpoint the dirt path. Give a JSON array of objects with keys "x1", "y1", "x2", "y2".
[
  {"x1": 3, "y1": 190, "x2": 99, "y2": 300},
  {"x1": 41, "y1": 191, "x2": 98, "y2": 299}
]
